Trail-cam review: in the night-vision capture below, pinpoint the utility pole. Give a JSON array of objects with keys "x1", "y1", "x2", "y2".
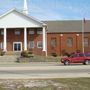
[{"x1": 82, "y1": 18, "x2": 85, "y2": 53}]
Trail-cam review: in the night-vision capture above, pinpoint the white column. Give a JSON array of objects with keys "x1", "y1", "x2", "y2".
[
  {"x1": 3, "y1": 28, "x2": 7, "y2": 52},
  {"x1": 45, "y1": 30, "x2": 48, "y2": 56},
  {"x1": 43, "y1": 26, "x2": 46, "y2": 52},
  {"x1": 24, "y1": 27, "x2": 27, "y2": 51}
]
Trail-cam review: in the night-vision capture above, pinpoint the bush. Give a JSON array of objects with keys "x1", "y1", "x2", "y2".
[
  {"x1": 21, "y1": 51, "x2": 28, "y2": 57},
  {"x1": 61, "y1": 50, "x2": 70, "y2": 57},
  {"x1": 21, "y1": 51, "x2": 34, "y2": 58},
  {"x1": 0, "y1": 51, "x2": 5, "y2": 56},
  {"x1": 51, "y1": 53, "x2": 57, "y2": 57},
  {"x1": 28, "y1": 51, "x2": 33, "y2": 54}
]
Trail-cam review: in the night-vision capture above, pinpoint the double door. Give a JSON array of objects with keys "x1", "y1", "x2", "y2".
[{"x1": 13, "y1": 42, "x2": 22, "y2": 51}]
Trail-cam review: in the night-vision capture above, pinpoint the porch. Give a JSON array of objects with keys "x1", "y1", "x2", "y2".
[{"x1": 0, "y1": 27, "x2": 46, "y2": 55}]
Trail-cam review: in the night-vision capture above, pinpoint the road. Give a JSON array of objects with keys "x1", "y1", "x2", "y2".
[{"x1": 0, "y1": 63, "x2": 90, "y2": 79}]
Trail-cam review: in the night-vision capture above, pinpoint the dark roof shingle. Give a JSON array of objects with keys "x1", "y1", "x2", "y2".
[{"x1": 43, "y1": 20, "x2": 90, "y2": 33}]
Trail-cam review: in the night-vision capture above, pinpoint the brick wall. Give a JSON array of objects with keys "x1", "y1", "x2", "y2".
[
  {"x1": 1, "y1": 28, "x2": 90, "y2": 56},
  {"x1": 27, "y1": 28, "x2": 43, "y2": 55},
  {"x1": 47, "y1": 33, "x2": 90, "y2": 56},
  {"x1": 0, "y1": 28, "x2": 44, "y2": 55},
  {"x1": 7, "y1": 28, "x2": 24, "y2": 51}
]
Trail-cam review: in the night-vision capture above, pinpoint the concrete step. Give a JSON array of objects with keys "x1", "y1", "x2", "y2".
[
  {"x1": 0, "y1": 55, "x2": 20, "y2": 62},
  {"x1": 5, "y1": 52, "x2": 21, "y2": 56}
]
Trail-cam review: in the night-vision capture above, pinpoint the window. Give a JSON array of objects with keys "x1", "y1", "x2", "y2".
[
  {"x1": 1, "y1": 30, "x2": 4, "y2": 35},
  {"x1": 29, "y1": 41, "x2": 34, "y2": 48},
  {"x1": 71, "y1": 54, "x2": 78, "y2": 58},
  {"x1": 29, "y1": 30, "x2": 34, "y2": 35},
  {"x1": 37, "y1": 41, "x2": 43, "y2": 48},
  {"x1": 51, "y1": 38, "x2": 57, "y2": 48},
  {"x1": 79, "y1": 53, "x2": 84, "y2": 57},
  {"x1": 37, "y1": 30, "x2": 42, "y2": 34},
  {"x1": 15, "y1": 30, "x2": 20, "y2": 35},
  {"x1": 84, "y1": 37, "x2": 89, "y2": 47},
  {"x1": 0, "y1": 42, "x2": 3, "y2": 49},
  {"x1": 85, "y1": 53, "x2": 90, "y2": 57},
  {"x1": 67, "y1": 37, "x2": 73, "y2": 47}
]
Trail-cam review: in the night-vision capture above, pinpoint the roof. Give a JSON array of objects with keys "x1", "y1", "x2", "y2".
[
  {"x1": 43, "y1": 20, "x2": 90, "y2": 33},
  {"x1": 0, "y1": 8, "x2": 45, "y2": 26}
]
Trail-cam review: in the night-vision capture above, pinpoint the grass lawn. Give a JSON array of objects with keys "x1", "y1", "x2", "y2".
[
  {"x1": 17, "y1": 55, "x2": 61, "y2": 62},
  {"x1": 52, "y1": 78, "x2": 90, "y2": 90},
  {"x1": 0, "y1": 78, "x2": 89, "y2": 90}
]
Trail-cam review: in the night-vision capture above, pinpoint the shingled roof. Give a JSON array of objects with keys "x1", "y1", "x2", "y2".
[{"x1": 43, "y1": 20, "x2": 90, "y2": 33}]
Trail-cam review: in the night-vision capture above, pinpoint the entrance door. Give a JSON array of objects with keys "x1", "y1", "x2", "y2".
[{"x1": 13, "y1": 42, "x2": 22, "y2": 52}]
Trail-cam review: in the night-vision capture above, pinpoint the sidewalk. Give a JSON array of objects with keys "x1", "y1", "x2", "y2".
[
  {"x1": 0, "y1": 73, "x2": 90, "y2": 79},
  {"x1": 0, "y1": 62, "x2": 61, "y2": 67}
]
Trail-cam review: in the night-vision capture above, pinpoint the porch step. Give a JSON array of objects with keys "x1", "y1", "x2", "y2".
[
  {"x1": 5, "y1": 52, "x2": 21, "y2": 56},
  {"x1": 0, "y1": 55, "x2": 20, "y2": 63}
]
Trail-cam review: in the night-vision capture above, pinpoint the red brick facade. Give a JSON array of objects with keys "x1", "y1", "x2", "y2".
[
  {"x1": 7, "y1": 28, "x2": 24, "y2": 51},
  {"x1": 0, "y1": 28, "x2": 44, "y2": 55},
  {"x1": 27, "y1": 28, "x2": 43, "y2": 55},
  {"x1": 0, "y1": 28, "x2": 90, "y2": 56},
  {"x1": 47, "y1": 33, "x2": 90, "y2": 56}
]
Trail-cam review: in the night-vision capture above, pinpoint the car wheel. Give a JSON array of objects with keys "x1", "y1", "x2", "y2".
[
  {"x1": 64, "y1": 60, "x2": 70, "y2": 65},
  {"x1": 83, "y1": 60, "x2": 89, "y2": 65}
]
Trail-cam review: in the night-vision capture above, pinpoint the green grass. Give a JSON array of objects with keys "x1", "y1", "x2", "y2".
[
  {"x1": 52, "y1": 78, "x2": 90, "y2": 90},
  {"x1": 0, "y1": 78, "x2": 90, "y2": 90},
  {"x1": 17, "y1": 55, "x2": 61, "y2": 62},
  {"x1": 0, "y1": 85, "x2": 6, "y2": 90},
  {"x1": 19, "y1": 86, "x2": 54, "y2": 90},
  {"x1": 32, "y1": 55, "x2": 61, "y2": 62}
]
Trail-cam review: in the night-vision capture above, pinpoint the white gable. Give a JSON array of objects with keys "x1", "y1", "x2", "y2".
[{"x1": 0, "y1": 9, "x2": 43, "y2": 28}]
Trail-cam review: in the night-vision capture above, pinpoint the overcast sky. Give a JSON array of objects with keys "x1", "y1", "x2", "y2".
[{"x1": 0, "y1": 0, "x2": 90, "y2": 20}]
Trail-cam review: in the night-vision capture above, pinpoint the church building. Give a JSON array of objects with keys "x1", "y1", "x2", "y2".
[
  {"x1": 0, "y1": 0, "x2": 90, "y2": 56},
  {"x1": 0, "y1": 0, "x2": 47, "y2": 56}
]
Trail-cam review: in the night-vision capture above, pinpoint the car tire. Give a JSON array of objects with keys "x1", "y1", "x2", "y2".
[
  {"x1": 83, "y1": 60, "x2": 89, "y2": 65},
  {"x1": 64, "y1": 60, "x2": 70, "y2": 65}
]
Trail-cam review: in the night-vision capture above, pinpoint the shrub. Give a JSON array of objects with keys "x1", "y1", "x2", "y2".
[
  {"x1": 21, "y1": 51, "x2": 34, "y2": 58},
  {"x1": 28, "y1": 51, "x2": 33, "y2": 54},
  {"x1": 51, "y1": 53, "x2": 57, "y2": 57},
  {"x1": 21, "y1": 51, "x2": 28, "y2": 57},
  {"x1": 61, "y1": 50, "x2": 70, "y2": 57},
  {"x1": 0, "y1": 51, "x2": 5, "y2": 56}
]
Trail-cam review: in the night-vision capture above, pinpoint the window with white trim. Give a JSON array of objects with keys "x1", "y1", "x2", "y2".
[
  {"x1": 1, "y1": 30, "x2": 4, "y2": 35},
  {"x1": 51, "y1": 38, "x2": 57, "y2": 48},
  {"x1": 0, "y1": 42, "x2": 3, "y2": 49},
  {"x1": 37, "y1": 30, "x2": 42, "y2": 34},
  {"x1": 84, "y1": 37, "x2": 89, "y2": 47},
  {"x1": 29, "y1": 41, "x2": 34, "y2": 48},
  {"x1": 67, "y1": 37, "x2": 73, "y2": 47},
  {"x1": 37, "y1": 41, "x2": 43, "y2": 48},
  {"x1": 29, "y1": 30, "x2": 34, "y2": 35},
  {"x1": 15, "y1": 30, "x2": 20, "y2": 35}
]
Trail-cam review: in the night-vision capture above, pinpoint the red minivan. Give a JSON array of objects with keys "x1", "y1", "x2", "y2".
[{"x1": 61, "y1": 53, "x2": 90, "y2": 65}]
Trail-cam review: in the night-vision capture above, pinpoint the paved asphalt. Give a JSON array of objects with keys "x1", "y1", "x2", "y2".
[{"x1": 0, "y1": 63, "x2": 90, "y2": 79}]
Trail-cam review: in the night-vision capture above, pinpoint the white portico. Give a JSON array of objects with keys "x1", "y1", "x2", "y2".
[
  {"x1": 0, "y1": 0, "x2": 47, "y2": 56},
  {"x1": 0, "y1": 9, "x2": 47, "y2": 55}
]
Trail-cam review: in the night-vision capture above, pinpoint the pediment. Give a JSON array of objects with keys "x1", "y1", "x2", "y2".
[{"x1": 0, "y1": 9, "x2": 44, "y2": 28}]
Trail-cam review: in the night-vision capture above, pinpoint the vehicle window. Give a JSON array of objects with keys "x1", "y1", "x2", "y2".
[
  {"x1": 85, "y1": 53, "x2": 90, "y2": 57},
  {"x1": 79, "y1": 54, "x2": 84, "y2": 57},
  {"x1": 71, "y1": 54, "x2": 78, "y2": 57}
]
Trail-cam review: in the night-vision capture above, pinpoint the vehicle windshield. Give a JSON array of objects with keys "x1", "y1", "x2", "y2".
[
  {"x1": 70, "y1": 54, "x2": 75, "y2": 58},
  {"x1": 69, "y1": 54, "x2": 78, "y2": 58}
]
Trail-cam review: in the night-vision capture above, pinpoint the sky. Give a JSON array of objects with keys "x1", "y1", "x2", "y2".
[{"x1": 0, "y1": 0, "x2": 90, "y2": 20}]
